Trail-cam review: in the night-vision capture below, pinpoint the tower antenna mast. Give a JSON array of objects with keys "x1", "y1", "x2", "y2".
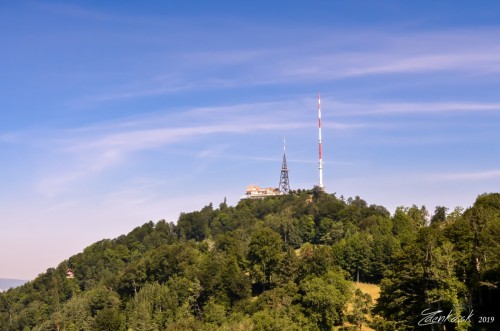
[
  {"x1": 279, "y1": 139, "x2": 290, "y2": 194},
  {"x1": 318, "y1": 94, "x2": 324, "y2": 190}
]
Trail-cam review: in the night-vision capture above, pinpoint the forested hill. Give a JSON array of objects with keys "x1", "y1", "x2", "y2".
[{"x1": 1, "y1": 188, "x2": 499, "y2": 330}]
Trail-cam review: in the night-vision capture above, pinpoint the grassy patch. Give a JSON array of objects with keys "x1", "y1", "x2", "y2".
[
  {"x1": 355, "y1": 282, "x2": 380, "y2": 302},
  {"x1": 343, "y1": 282, "x2": 381, "y2": 331}
]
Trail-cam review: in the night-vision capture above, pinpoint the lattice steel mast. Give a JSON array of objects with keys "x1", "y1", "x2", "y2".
[{"x1": 279, "y1": 139, "x2": 290, "y2": 194}]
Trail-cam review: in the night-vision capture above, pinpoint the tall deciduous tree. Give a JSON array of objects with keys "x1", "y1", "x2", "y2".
[
  {"x1": 300, "y1": 270, "x2": 353, "y2": 330},
  {"x1": 248, "y1": 228, "x2": 283, "y2": 290}
]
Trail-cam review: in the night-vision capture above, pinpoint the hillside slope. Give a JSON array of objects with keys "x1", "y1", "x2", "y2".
[{"x1": 1, "y1": 189, "x2": 499, "y2": 330}]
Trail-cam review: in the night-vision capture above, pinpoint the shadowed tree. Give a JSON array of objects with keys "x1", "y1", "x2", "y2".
[
  {"x1": 430, "y1": 206, "x2": 448, "y2": 225},
  {"x1": 248, "y1": 228, "x2": 283, "y2": 291}
]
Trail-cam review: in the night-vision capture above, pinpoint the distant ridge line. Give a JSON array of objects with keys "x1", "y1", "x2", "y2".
[{"x1": 0, "y1": 278, "x2": 28, "y2": 292}]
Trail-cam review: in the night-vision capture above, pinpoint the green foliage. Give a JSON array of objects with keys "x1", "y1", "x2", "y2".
[
  {"x1": 93, "y1": 307, "x2": 124, "y2": 331},
  {"x1": 251, "y1": 309, "x2": 307, "y2": 331},
  {"x1": 2, "y1": 190, "x2": 499, "y2": 330},
  {"x1": 299, "y1": 270, "x2": 353, "y2": 330},
  {"x1": 348, "y1": 289, "x2": 372, "y2": 330},
  {"x1": 202, "y1": 298, "x2": 226, "y2": 327},
  {"x1": 298, "y1": 244, "x2": 336, "y2": 280},
  {"x1": 430, "y1": 206, "x2": 448, "y2": 224},
  {"x1": 177, "y1": 204, "x2": 214, "y2": 241},
  {"x1": 126, "y1": 282, "x2": 173, "y2": 330},
  {"x1": 248, "y1": 227, "x2": 283, "y2": 289},
  {"x1": 335, "y1": 232, "x2": 372, "y2": 282},
  {"x1": 375, "y1": 195, "x2": 500, "y2": 330}
]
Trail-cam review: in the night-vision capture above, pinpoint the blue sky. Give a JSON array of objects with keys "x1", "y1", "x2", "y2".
[{"x1": 2, "y1": 1, "x2": 500, "y2": 279}]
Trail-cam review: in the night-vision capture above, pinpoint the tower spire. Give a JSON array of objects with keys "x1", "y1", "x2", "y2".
[
  {"x1": 279, "y1": 139, "x2": 290, "y2": 194},
  {"x1": 318, "y1": 93, "x2": 324, "y2": 190}
]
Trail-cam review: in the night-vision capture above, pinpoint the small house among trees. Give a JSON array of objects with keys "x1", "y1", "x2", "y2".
[{"x1": 65, "y1": 269, "x2": 74, "y2": 279}]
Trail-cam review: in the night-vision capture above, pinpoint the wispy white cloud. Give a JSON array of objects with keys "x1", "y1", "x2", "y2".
[
  {"x1": 364, "y1": 168, "x2": 500, "y2": 185},
  {"x1": 65, "y1": 122, "x2": 307, "y2": 156},
  {"x1": 21, "y1": 93, "x2": 500, "y2": 197},
  {"x1": 322, "y1": 122, "x2": 368, "y2": 129},
  {"x1": 0, "y1": 132, "x2": 22, "y2": 143},
  {"x1": 197, "y1": 145, "x2": 231, "y2": 159},
  {"x1": 344, "y1": 53, "x2": 500, "y2": 77},
  {"x1": 88, "y1": 84, "x2": 194, "y2": 103},
  {"x1": 277, "y1": 29, "x2": 500, "y2": 82},
  {"x1": 33, "y1": 101, "x2": 319, "y2": 196},
  {"x1": 179, "y1": 49, "x2": 271, "y2": 67},
  {"x1": 436, "y1": 169, "x2": 500, "y2": 181},
  {"x1": 62, "y1": 97, "x2": 368, "y2": 159},
  {"x1": 331, "y1": 100, "x2": 500, "y2": 116},
  {"x1": 193, "y1": 145, "x2": 232, "y2": 175},
  {"x1": 66, "y1": 26, "x2": 500, "y2": 107}
]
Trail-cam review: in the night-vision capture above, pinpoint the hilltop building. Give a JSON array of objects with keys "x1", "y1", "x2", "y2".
[
  {"x1": 244, "y1": 185, "x2": 281, "y2": 199},
  {"x1": 243, "y1": 140, "x2": 290, "y2": 199}
]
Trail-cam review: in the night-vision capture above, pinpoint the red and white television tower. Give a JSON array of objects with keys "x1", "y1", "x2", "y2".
[{"x1": 318, "y1": 93, "x2": 324, "y2": 190}]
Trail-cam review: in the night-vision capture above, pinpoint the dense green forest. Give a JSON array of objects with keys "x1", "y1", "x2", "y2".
[{"x1": 1, "y1": 188, "x2": 499, "y2": 330}]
